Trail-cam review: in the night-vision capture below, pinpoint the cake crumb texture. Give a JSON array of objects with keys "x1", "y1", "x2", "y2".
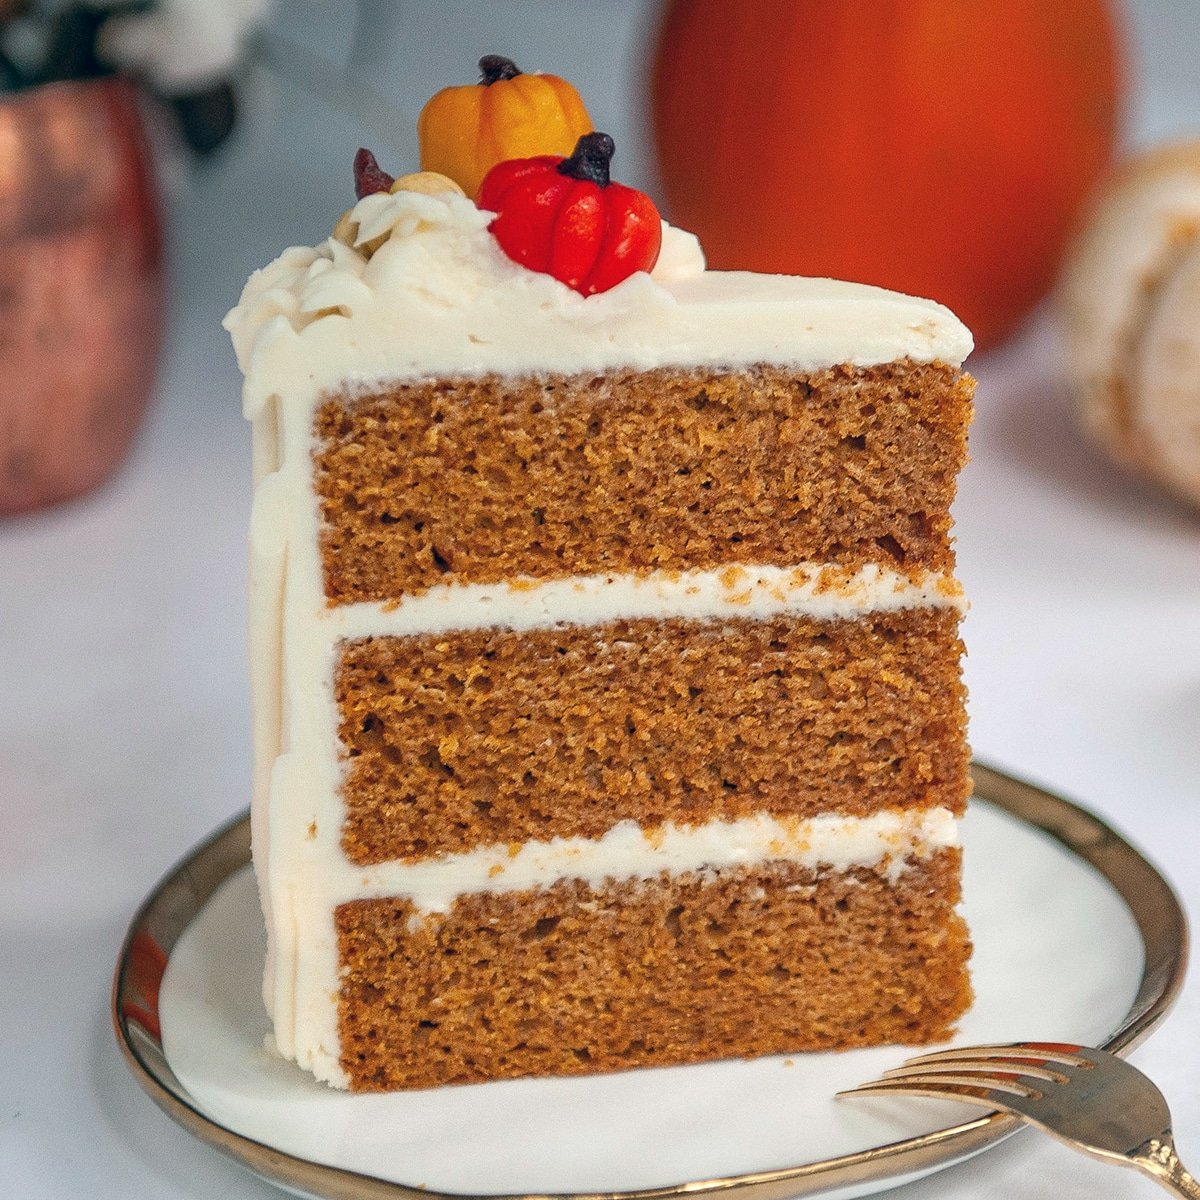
[
  {"x1": 335, "y1": 852, "x2": 972, "y2": 1091},
  {"x1": 337, "y1": 609, "x2": 968, "y2": 864},
  {"x1": 314, "y1": 362, "x2": 973, "y2": 603}
]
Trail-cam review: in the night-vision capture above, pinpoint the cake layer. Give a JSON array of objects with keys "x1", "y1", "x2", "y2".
[
  {"x1": 315, "y1": 361, "x2": 973, "y2": 604},
  {"x1": 336, "y1": 608, "x2": 969, "y2": 865},
  {"x1": 335, "y1": 850, "x2": 972, "y2": 1091}
]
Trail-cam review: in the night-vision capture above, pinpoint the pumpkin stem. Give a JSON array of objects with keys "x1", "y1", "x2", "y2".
[
  {"x1": 479, "y1": 55, "x2": 522, "y2": 84},
  {"x1": 558, "y1": 132, "x2": 615, "y2": 187},
  {"x1": 354, "y1": 148, "x2": 395, "y2": 199}
]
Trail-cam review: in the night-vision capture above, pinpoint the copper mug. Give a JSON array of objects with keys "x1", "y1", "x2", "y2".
[{"x1": 0, "y1": 76, "x2": 164, "y2": 515}]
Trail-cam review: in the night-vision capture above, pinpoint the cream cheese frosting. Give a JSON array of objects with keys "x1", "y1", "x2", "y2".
[
  {"x1": 231, "y1": 183, "x2": 972, "y2": 1088},
  {"x1": 324, "y1": 808, "x2": 960, "y2": 916},
  {"x1": 313, "y1": 563, "x2": 965, "y2": 641},
  {"x1": 224, "y1": 188, "x2": 972, "y2": 424}
]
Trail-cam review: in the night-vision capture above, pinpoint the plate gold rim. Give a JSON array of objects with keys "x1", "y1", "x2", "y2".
[{"x1": 112, "y1": 761, "x2": 1189, "y2": 1200}]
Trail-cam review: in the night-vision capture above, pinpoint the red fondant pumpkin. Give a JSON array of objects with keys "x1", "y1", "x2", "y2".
[
  {"x1": 650, "y1": 0, "x2": 1123, "y2": 349},
  {"x1": 480, "y1": 133, "x2": 662, "y2": 296}
]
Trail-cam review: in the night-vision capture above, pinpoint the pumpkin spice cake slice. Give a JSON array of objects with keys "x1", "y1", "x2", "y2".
[{"x1": 225, "y1": 61, "x2": 974, "y2": 1092}]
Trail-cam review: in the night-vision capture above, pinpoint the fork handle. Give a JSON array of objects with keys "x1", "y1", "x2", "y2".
[{"x1": 1136, "y1": 1136, "x2": 1200, "y2": 1198}]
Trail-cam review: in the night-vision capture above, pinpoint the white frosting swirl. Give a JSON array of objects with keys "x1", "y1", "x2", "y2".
[{"x1": 224, "y1": 189, "x2": 970, "y2": 422}]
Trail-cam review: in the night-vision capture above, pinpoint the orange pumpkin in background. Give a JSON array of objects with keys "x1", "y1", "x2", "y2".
[{"x1": 651, "y1": 0, "x2": 1123, "y2": 350}]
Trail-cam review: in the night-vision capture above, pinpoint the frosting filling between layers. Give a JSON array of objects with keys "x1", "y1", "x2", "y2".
[
  {"x1": 319, "y1": 562, "x2": 965, "y2": 638},
  {"x1": 324, "y1": 806, "x2": 960, "y2": 917}
]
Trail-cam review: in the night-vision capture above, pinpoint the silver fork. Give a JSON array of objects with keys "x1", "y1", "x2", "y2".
[{"x1": 839, "y1": 1042, "x2": 1199, "y2": 1197}]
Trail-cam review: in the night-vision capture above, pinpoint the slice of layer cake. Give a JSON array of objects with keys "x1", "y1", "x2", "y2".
[{"x1": 226, "y1": 168, "x2": 974, "y2": 1092}]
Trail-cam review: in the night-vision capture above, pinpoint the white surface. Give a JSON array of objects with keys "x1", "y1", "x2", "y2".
[
  {"x1": 158, "y1": 799, "x2": 1143, "y2": 1196},
  {"x1": 2, "y1": 1, "x2": 1200, "y2": 1197}
]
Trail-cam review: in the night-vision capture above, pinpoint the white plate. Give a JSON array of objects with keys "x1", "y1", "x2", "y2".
[{"x1": 115, "y1": 764, "x2": 1187, "y2": 1200}]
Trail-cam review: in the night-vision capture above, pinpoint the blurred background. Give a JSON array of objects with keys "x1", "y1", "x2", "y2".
[
  {"x1": 5, "y1": 0, "x2": 1193, "y2": 845},
  {"x1": 2, "y1": 2, "x2": 1200, "y2": 1198}
]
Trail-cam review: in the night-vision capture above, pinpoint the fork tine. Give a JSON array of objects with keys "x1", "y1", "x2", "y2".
[
  {"x1": 872, "y1": 1070, "x2": 1043, "y2": 1098},
  {"x1": 882, "y1": 1059, "x2": 1070, "y2": 1085},
  {"x1": 900, "y1": 1042, "x2": 1091, "y2": 1069},
  {"x1": 836, "y1": 1077, "x2": 1026, "y2": 1109}
]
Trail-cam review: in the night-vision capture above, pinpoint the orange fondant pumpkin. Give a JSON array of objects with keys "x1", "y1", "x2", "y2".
[
  {"x1": 651, "y1": 0, "x2": 1122, "y2": 349},
  {"x1": 419, "y1": 55, "x2": 593, "y2": 200}
]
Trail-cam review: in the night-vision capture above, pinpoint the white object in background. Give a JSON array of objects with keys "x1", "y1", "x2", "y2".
[
  {"x1": 98, "y1": 0, "x2": 275, "y2": 92},
  {"x1": 1058, "y1": 142, "x2": 1200, "y2": 507}
]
